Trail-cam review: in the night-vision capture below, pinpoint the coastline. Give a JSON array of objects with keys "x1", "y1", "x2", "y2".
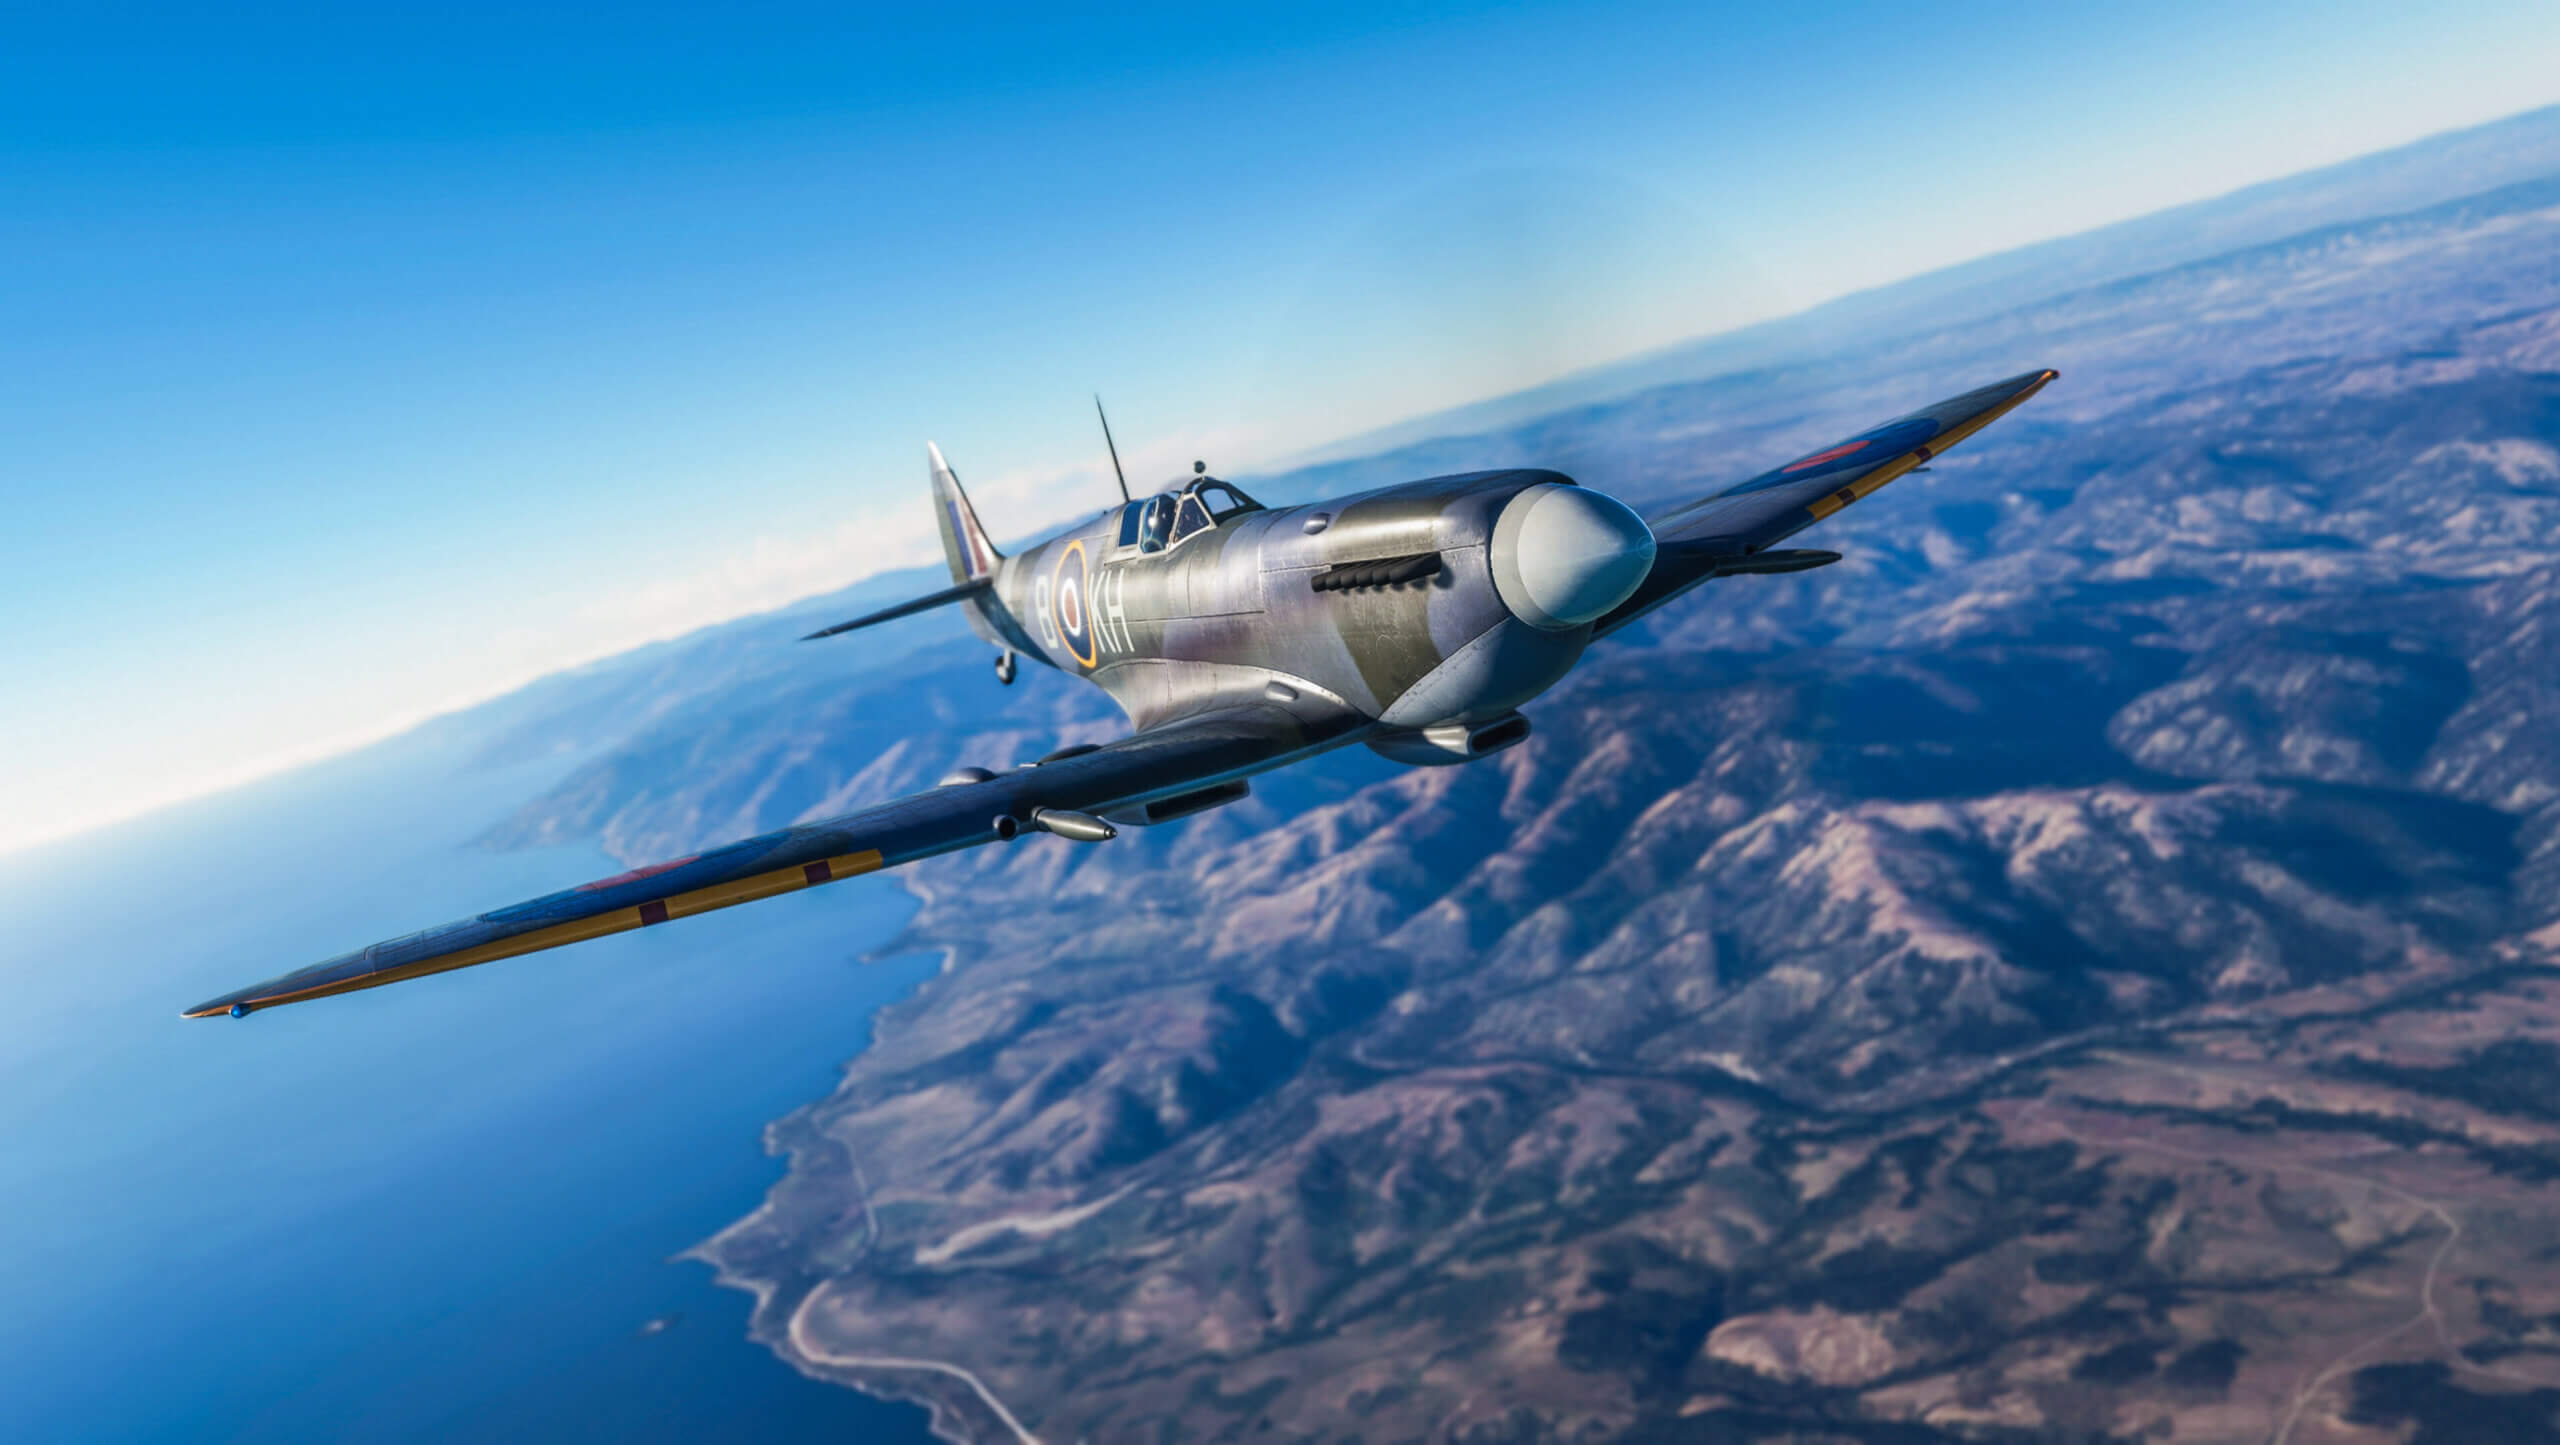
[
  {"x1": 690, "y1": 871, "x2": 1023, "y2": 1445},
  {"x1": 692, "y1": 1093, "x2": 1033, "y2": 1445}
]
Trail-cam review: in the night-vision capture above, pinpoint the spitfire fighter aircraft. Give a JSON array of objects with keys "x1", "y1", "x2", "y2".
[{"x1": 186, "y1": 369, "x2": 2057, "y2": 1020}]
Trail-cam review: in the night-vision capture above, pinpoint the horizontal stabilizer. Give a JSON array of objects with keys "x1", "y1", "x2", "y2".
[{"x1": 801, "y1": 577, "x2": 993, "y2": 641}]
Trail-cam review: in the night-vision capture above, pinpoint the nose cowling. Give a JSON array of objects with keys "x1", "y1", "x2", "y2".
[{"x1": 1488, "y1": 483, "x2": 1657, "y2": 630}]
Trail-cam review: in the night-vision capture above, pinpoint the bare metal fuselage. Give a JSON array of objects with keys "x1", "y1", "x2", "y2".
[{"x1": 971, "y1": 470, "x2": 1590, "y2": 766}]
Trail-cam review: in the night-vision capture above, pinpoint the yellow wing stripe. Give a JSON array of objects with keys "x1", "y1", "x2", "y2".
[
  {"x1": 1805, "y1": 454, "x2": 1919, "y2": 521},
  {"x1": 1805, "y1": 369, "x2": 2055, "y2": 522},
  {"x1": 193, "y1": 848, "x2": 886, "y2": 1014}
]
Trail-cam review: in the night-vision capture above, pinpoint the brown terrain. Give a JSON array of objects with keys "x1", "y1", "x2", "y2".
[{"x1": 475, "y1": 120, "x2": 2560, "y2": 1441}]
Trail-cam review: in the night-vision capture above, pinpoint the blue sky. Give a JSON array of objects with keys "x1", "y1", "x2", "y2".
[{"x1": 5, "y1": 0, "x2": 2557, "y2": 854}]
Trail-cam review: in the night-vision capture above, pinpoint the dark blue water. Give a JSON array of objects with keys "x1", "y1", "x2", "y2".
[{"x1": 0, "y1": 719, "x2": 936, "y2": 1442}]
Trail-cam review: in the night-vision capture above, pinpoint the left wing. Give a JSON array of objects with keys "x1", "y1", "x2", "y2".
[
  {"x1": 1596, "y1": 368, "x2": 2057, "y2": 636},
  {"x1": 184, "y1": 703, "x2": 1356, "y2": 1019}
]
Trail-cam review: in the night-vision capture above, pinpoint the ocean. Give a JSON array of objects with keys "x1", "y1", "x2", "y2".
[{"x1": 0, "y1": 714, "x2": 935, "y2": 1442}]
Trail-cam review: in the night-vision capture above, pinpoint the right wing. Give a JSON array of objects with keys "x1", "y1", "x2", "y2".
[
  {"x1": 183, "y1": 702, "x2": 1356, "y2": 1020},
  {"x1": 1597, "y1": 368, "x2": 2057, "y2": 636}
]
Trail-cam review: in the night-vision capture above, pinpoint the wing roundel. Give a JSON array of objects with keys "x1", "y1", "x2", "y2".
[
  {"x1": 1594, "y1": 368, "x2": 2057, "y2": 636},
  {"x1": 1652, "y1": 368, "x2": 2057, "y2": 548}
]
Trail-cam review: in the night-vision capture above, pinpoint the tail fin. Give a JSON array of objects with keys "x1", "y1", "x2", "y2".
[
  {"x1": 929, "y1": 442, "x2": 1002, "y2": 584},
  {"x1": 800, "y1": 442, "x2": 1008, "y2": 645}
]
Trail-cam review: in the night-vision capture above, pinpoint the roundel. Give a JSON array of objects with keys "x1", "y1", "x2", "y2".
[{"x1": 1052, "y1": 539, "x2": 1097, "y2": 668}]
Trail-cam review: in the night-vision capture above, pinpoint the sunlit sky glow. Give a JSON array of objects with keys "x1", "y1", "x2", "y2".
[{"x1": 6, "y1": 1, "x2": 2557, "y2": 856}]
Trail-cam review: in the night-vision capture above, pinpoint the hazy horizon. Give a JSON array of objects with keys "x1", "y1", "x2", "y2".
[{"x1": 9, "y1": 2, "x2": 2557, "y2": 857}]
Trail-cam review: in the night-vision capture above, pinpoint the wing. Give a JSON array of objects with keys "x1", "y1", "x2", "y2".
[
  {"x1": 1595, "y1": 368, "x2": 2057, "y2": 636},
  {"x1": 184, "y1": 703, "x2": 1356, "y2": 1019}
]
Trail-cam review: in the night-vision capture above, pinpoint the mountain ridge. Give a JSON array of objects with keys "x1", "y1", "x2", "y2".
[
  {"x1": 434, "y1": 118, "x2": 2560, "y2": 1442},
  {"x1": 1282, "y1": 102, "x2": 2560, "y2": 471}
]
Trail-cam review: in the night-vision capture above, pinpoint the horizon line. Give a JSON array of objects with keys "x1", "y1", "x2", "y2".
[{"x1": 12, "y1": 98, "x2": 2553, "y2": 864}]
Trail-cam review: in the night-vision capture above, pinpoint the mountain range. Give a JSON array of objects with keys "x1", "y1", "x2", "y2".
[{"x1": 449, "y1": 107, "x2": 2560, "y2": 1443}]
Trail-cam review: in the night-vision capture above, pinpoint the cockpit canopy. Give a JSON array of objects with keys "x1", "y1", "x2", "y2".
[{"x1": 1117, "y1": 478, "x2": 1263, "y2": 554}]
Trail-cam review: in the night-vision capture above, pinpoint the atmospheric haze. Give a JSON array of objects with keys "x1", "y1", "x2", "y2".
[
  {"x1": 9, "y1": 17, "x2": 2560, "y2": 1445},
  {"x1": 8, "y1": 1, "x2": 2560, "y2": 855}
]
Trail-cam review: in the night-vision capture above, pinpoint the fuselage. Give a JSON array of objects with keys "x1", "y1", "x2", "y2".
[{"x1": 968, "y1": 469, "x2": 1657, "y2": 762}]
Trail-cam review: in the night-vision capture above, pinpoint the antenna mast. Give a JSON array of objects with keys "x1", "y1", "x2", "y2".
[{"x1": 1094, "y1": 395, "x2": 1132, "y2": 503}]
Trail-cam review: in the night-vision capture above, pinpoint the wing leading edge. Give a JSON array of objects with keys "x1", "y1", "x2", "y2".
[
  {"x1": 1595, "y1": 368, "x2": 2057, "y2": 636},
  {"x1": 183, "y1": 704, "x2": 1356, "y2": 1019}
]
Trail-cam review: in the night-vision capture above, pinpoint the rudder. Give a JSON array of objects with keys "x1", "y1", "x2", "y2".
[{"x1": 929, "y1": 442, "x2": 1002, "y2": 584}]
